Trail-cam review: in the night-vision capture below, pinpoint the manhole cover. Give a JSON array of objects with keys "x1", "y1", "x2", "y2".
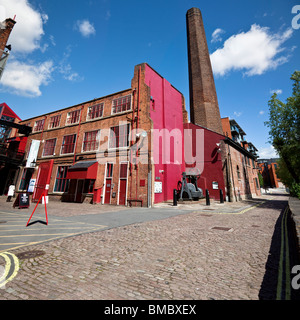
[
  {"x1": 211, "y1": 227, "x2": 232, "y2": 231},
  {"x1": 16, "y1": 250, "x2": 45, "y2": 260},
  {"x1": 0, "y1": 221, "x2": 7, "y2": 224}
]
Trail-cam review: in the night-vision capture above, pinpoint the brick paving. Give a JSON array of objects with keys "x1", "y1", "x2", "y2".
[{"x1": 0, "y1": 192, "x2": 293, "y2": 300}]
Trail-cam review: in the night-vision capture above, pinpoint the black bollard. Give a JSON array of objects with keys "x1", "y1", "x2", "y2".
[
  {"x1": 173, "y1": 189, "x2": 177, "y2": 206},
  {"x1": 220, "y1": 189, "x2": 224, "y2": 203},
  {"x1": 206, "y1": 189, "x2": 210, "y2": 206}
]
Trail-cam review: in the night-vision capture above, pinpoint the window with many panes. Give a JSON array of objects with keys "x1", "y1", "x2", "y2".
[
  {"x1": 111, "y1": 95, "x2": 131, "y2": 114},
  {"x1": 54, "y1": 166, "x2": 69, "y2": 192},
  {"x1": 87, "y1": 103, "x2": 104, "y2": 120},
  {"x1": 33, "y1": 119, "x2": 45, "y2": 132},
  {"x1": 66, "y1": 109, "x2": 81, "y2": 125},
  {"x1": 61, "y1": 134, "x2": 76, "y2": 154},
  {"x1": 43, "y1": 138, "x2": 56, "y2": 157},
  {"x1": 48, "y1": 115, "x2": 61, "y2": 129},
  {"x1": 109, "y1": 124, "x2": 130, "y2": 149},
  {"x1": 82, "y1": 130, "x2": 100, "y2": 152}
]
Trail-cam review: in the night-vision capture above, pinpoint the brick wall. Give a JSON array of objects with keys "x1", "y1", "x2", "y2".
[
  {"x1": 0, "y1": 18, "x2": 15, "y2": 54},
  {"x1": 186, "y1": 8, "x2": 223, "y2": 134},
  {"x1": 222, "y1": 143, "x2": 260, "y2": 201}
]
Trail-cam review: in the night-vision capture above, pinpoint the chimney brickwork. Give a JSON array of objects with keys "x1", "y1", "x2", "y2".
[
  {"x1": 186, "y1": 8, "x2": 223, "y2": 134},
  {"x1": 0, "y1": 18, "x2": 16, "y2": 55}
]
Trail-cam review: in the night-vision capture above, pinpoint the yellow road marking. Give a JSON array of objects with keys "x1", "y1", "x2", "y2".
[
  {"x1": 193, "y1": 201, "x2": 266, "y2": 215},
  {"x1": 0, "y1": 233, "x2": 72, "y2": 238},
  {"x1": 0, "y1": 252, "x2": 19, "y2": 288}
]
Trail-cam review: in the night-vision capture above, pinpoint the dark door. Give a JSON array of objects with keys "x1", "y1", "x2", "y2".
[
  {"x1": 104, "y1": 179, "x2": 112, "y2": 204},
  {"x1": 104, "y1": 163, "x2": 113, "y2": 204},
  {"x1": 75, "y1": 179, "x2": 84, "y2": 203},
  {"x1": 118, "y1": 163, "x2": 128, "y2": 205}
]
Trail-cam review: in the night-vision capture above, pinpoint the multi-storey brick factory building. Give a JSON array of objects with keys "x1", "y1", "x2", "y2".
[
  {"x1": 10, "y1": 7, "x2": 261, "y2": 206},
  {"x1": 15, "y1": 63, "x2": 189, "y2": 206}
]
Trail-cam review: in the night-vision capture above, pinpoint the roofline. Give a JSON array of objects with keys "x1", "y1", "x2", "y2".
[
  {"x1": 0, "y1": 102, "x2": 22, "y2": 121},
  {"x1": 19, "y1": 88, "x2": 132, "y2": 122},
  {"x1": 225, "y1": 137, "x2": 257, "y2": 159},
  {"x1": 140, "y1": 62, "x2": 184, "y2": 96}
]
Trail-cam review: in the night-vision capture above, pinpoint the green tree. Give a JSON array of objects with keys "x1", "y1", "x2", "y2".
[{"x1": 265, "y1": 71, "x2": 300, "y2": 187}]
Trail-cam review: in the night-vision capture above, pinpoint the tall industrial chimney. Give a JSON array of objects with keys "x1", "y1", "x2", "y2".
[
  {"x1": 186, "y1": 8, "x2": 223, "y2": 134},
  {"x1": 0, "y1": 18, "x2": 16, "y2": 55}
]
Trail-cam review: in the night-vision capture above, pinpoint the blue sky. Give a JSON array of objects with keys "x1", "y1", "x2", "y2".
[{"x1": 0, "y1": 0, "x2": 299, "y2": 158}]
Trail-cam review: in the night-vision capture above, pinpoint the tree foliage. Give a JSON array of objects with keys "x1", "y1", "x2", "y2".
[{"x1": 265, "y1": 70, "x2": 300, "y2": 191}]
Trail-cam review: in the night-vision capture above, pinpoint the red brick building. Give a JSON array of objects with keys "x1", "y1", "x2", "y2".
[
  {"x1": 13, "y1": 7, "x2": 261, "y2": 206},
  {"x1": 258, "y1": 159, "x2": 283, "y2": 189},
  {"x1": 15, "y1": 63, "x2": 190, "y2": 206},
  {"x1": 221, "y1": 117, "x2": 260, "y2": 201}
]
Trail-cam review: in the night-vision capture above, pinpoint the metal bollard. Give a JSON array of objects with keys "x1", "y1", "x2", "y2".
[
  {"x1": 173, "y1": 189, "x2": 177, "y2": 206},
  {"x1": 206, "y1": 189, "x2": 210, "y2": 206},
  {"x1": 220, "y1": 189, "x2": 224, "y2": 203}
]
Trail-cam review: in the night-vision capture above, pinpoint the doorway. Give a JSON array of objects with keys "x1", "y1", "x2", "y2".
[
  {"x1": 118, "y1": 162, "x2": 128, "y2": 205},
  {"x1": 104, "y1": 163, "x2": 113, "y2": 204}
]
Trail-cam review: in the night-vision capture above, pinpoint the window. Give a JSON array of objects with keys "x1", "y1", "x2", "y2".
[
  {"x1": 54, "y1": 166, "x2": 69, "y2": 192},
  {"x1": 84, "y1": 179, "x2": 95, "y2": 193},
  {"x1": 43, "y1": 138, "x2": 56, "y2": 157},
  {"x1": 109, "y1": 124, "x2": 130, "y2": 149},
  {"x1": 237, "y1": 165, "x2": 241, "y2": 179},
  {"x1": 111, "y1": 95, "x2": 131, "y2": 114},
  {"x1": 61, "y1": 134, "x2": 76, "y2": 154},
  {"x1": 66, "y1": 109, "x2": 81, "y2": 125},
  {"x1": 120, "y1": 163, "x2": 128, "y2": 179},
  {"x1": 33, "y1": 119, "x2": 45, "y2": 132},
  {"x1": 87, "y1": 103, "x2": 104, "y2": 120},
  {"x1": 82, "y1": 130, "x2": 100, "y2": 152},
  {"x1": 48, "y1": 115, "x2": 61, "y2": 129},
  {"x1": 106, "y1": 163, "x2": 113, "y2": 178}
]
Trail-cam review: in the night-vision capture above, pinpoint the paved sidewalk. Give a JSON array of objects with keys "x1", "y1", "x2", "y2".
[{"x1": 0, "y1": 191, "x2": 296, "y2": 300}]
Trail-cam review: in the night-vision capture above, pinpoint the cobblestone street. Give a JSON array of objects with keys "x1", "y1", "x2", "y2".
[{"x1": 0, "y1": 192, "x2": 297, "y2": 300}]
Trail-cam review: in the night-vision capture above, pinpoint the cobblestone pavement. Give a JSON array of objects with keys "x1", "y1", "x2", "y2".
[{"x1": 0, "y1": 192, "x2": 296, "y2": 300}]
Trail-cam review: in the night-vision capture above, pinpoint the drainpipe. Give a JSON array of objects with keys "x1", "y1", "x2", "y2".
[
  {"x1": 136, "y1": 66, "x2": 141, "y2": 203},
  {"x1": 73, "y1": 106, "x2": 84, "y2": 165},
  {"x1": 130, "y1": 88, "x2": 136, "y2": 200}
]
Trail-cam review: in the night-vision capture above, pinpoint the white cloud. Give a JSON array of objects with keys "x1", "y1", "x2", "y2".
[
  {"x1": 259, "y1": 110, "x2": 265, "y2": 115},
  {"x1": 1, "y1": 59, "x2": 54, "y2": 97},
  {"x1": 75, "y1": 19, "x2": 96, "y2": 37},
  {"x1": 1, "y1": 0, "x2": 46, "y2": 53},
  {"x1": 58, "y1": 46, "x2": 83, "y2": 82},
  {"x1": 258, "y1": 145, "x2": 278, "y2": 159},
  {"x1": 233, "y1": 111, "x2": 242, "y2": 117},
  {"x1": 211, "y1": 28, "x2": 225, "y2": 43},
  {"x1": 270, "y1": 89, "x2": 282, "y2": 95},
  {"x1": 210, "y1": 24, "x2": 293, "y2": 77}
]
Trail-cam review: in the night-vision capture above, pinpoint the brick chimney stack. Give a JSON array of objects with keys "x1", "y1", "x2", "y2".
[
  {"x1": 186, "y1": 8, "x2": 223, "y2": 134},
  {"x1": 0, "y1": 18, "x2": 16, "y2": 56}
]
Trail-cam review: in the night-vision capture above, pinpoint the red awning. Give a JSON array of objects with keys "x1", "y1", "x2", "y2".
[{"x1": 66, "y1": 161, "x2": 98, "y2": 180}]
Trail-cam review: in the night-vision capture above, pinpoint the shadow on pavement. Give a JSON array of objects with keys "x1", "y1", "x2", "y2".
[{"x1": 259, "y1": 204, "x2": 300, "y2": 300}]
